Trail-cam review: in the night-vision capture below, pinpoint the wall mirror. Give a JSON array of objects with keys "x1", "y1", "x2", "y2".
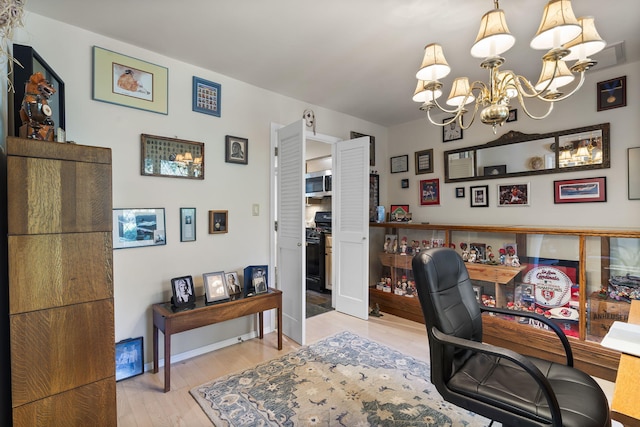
[
  {"x1": 141, "y1": 134, "x2": 204, "y2": 179},
  {"x1": 444, "y1": 123, "x2": 610, "y2": 183}
]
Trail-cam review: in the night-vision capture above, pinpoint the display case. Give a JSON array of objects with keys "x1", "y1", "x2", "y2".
[{"x1": 370, "y1": 222, "x2": 640, "y2": 381}]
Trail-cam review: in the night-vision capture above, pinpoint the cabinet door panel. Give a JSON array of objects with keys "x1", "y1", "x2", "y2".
[
  {"x1": 10, "y1": 300, "x2": 115, "y2": 406},
  {"x1": 7, "y1": 157, "x2": 112, "y2": 235},
  {"x1": 8, "y1": 232, "x2": 113, "y2": 314}
]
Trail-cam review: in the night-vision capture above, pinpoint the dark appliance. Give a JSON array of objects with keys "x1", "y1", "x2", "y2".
[
  {"x1": 305, "y1": 170, "x2": 332, "y2": 198},
  {"x1": 306, "y1": 211, "x2": 331, "y2": 292}
]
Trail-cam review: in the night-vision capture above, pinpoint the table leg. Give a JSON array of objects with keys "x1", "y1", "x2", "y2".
[
  {"x1": 277, "y1": 306, "x2": 283, "y2": 350},
  {"x1": 153, "y1": 324, "x2": 159, "y2": 374},
  {"x1": 258, "y1": 312, "x2": 264, "y2": 340},
  {"x1": 164, "y1": 328, "x2": 171, "y2": 393}
]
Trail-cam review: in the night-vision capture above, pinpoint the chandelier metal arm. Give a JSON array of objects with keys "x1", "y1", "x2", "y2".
[{"x1": 421, "y1": 82, "x2": 487, "y2": 128}]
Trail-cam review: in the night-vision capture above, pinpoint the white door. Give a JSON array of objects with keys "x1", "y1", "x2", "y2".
[
  {"x1": 333, "y1": 136, "x2": 370, "y2": 319},
  {"x1": 276, "y1": 120, "x2": 306, "y2": 344}
]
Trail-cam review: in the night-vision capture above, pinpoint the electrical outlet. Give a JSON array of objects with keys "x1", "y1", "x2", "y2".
[{"x1": 252, "y1": 204, "x2": 260, "y2": 216}]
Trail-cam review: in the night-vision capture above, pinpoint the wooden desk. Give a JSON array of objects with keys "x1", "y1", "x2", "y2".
[
  {"x1": 152, "y1": 289, "x2": 282, "y2": 392},
  {"x1": 611, "y1": 300, "x2": 640, "y2": 427}
]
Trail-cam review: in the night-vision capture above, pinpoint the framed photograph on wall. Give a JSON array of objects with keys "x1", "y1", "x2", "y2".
[
  {"x1": 115, "y1": 337, "x2": 144, "y2": 381},
  {"x1": 420, "y1": 178, "x2": 440, "y2": 205},
  {"x1": 442, "y1": 117, "x2": 462, "y2": 142},
  {"x1": 390, "y1": 154, "x2": 409, "y2": 173},
  {"x1": 180, "y1": 207, "x2": 196, "y2": 242},
  {"x1": 597, "y1": 76, "x2": 626, "y2": 111},
  {"x1": 401, "y1": 179, "x2": 409, "y2": 189},
  {"x1": 93, "y1": 46, "x2": 168, "y2": 114},
  {"x1": 369, "y1": 174, "x2": 380, "y2": 222},
  {"x1": 141, "y1": 134, "x2": 205, "y2": 180},
  {"x1": 470, "y1": 185, "x2": 489, "y2": 207},
  {"x1": 193, "y1": 76, "x2": 221, "y2": 117},
  {"x1": 209, "y1": 210, "x2": 228, "y2": 234},
  {"x1": 113, "y1": 208, "x2": 166, "y2": 249},
  {"x1": 554, "y1": 177, "x2": 607, "y2": 204},
  {"x1": 171, "y1": 275, "x2": 196, "y2": 309},
  {"x1": 203, "y1": 271, "x2": 229, "y2": 304},
  {"x1": 225, "y1": 135, "x2": 248, "y2": 165},
  {"x1": 507, "y1": 109, "x2": 517, "y2": 122},
  {"x1": 350, "y1": 131, "x2": 376, "y2": 166},
  {"x1": 497, "y1": 183, "x2": 530, "y2": 206},
  {"x1": 414, "y1": 149, "x2": 434, "y2": 174},
  {"x1": 455, "y1": 187, "x2": 465, "y2": 198}
]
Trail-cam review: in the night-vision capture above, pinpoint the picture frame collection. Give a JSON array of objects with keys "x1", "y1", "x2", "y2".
[{"x1": 170, "y1": 266, "x2": 269, "y2": 310}]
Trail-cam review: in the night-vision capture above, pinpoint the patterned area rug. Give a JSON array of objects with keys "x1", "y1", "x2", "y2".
[{"x1": 190, "y1": 331, "x2": 492, "y2": 426}]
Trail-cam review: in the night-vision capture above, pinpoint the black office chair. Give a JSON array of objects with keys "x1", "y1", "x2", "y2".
[{"x1": 412, "y1": 247, "x2": 611, "y2": 427}]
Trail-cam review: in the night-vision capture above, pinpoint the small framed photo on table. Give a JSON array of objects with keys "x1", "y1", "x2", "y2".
[
  {"x1": 225, "y1": 272, "x2": 242, "y2": 296},
  {"x1": 203, "y1": 271, "x2": 229, "y2": 304},
  {"x1": 243, "y1": 265, "x2": 268, "y2": 297},
  {"x1": 171, "y1": 275, "x2": 195, "y2": 309}
]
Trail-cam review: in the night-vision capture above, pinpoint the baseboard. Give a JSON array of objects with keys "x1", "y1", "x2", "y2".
[{"x1": 145, "y1": 327, "x2": 271, "y2": 372}]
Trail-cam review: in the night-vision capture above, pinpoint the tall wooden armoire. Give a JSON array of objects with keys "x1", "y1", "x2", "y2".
[{"x1": 5, "y1": 137, "x2": 116, "y2": 426}]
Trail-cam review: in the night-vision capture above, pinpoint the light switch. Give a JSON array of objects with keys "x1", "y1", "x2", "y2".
[{"x1": 252, "y1": 204, "x2": 260, "y2": 216}]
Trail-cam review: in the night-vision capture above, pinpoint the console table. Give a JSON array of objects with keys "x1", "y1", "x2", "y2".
[
  {"x1": 152, "y1": 288, "x2": 282, "y2": 392},
  {"x1": 610, "y1": 300, "x2": 640, "y2": 427}
]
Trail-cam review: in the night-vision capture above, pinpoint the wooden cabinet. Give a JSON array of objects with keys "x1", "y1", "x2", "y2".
[
  {"x1": 370, "y1": 222, "x2": 640, "y2": 382},
  {"x1": 5, "y1": 137, "x2": 115, "y2": 426}
]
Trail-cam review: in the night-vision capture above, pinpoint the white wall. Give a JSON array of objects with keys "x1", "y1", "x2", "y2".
[
  {"x1": 14, "y1": 12, "x2": 388, "y2": 364},
  {"x1": 386, "y1": 60, "x2": 640, "y2": 228}
]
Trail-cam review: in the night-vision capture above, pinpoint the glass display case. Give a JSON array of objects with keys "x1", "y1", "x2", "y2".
[{"x1": 370, "y1": 223, "x2": 640, "y2": 381}]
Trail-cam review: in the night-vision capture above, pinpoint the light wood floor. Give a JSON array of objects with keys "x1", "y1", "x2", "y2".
[{"x1": 116, "y1": 310, "x2": 615, "y2": 426}]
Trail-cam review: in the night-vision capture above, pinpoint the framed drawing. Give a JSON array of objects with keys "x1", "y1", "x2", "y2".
[
  {"x1": 497, "y1": 183, "x2": 530, "y2": 206},
  {"x1": 629, "y1": 147, "x2": 640, "y2": 200},
  {"x1": 180, "y1": 208, "x2": 196, "y2": 242},
  {"x1": 209, "y1": 210, "x2": 228, "y2": 234},
  {"x1": 470, "y1": 185, "x2": 489, "y2": 207},
  {"x1": 442, "y1": 117, "x2": 462, "y2": 142},
  {"x1": 115, "y1": 337, "x2": 143, "y2": 381},
  {"x1": 141, "y1": 134, "x2": 204, "y2": 179},
  {"x1": 225, "y1": 272, "x2": 242, "y2": 296},
  {"x1": 192, "y1": 76, "x2": 221, "y2": 117},
  {"x1": 554, "y1": 177, "x2": 606, "y2": 204},
  {"x1": 390, "y1": 155, "x2": 409, "y2": 173},
  {"x1": 455, "y1": 187, "x2": 465, "y2": 198},
  {"x1": 420, "y1": 178, "x2": 440, "y2": 205},
  {"x1": 10, "y1": 44, "x2": 66, "y2": 140},
  {"x1": 597, "y1": 76, "x2": 626, "y2": 111},
  {"x1": 225, "y1": 135, "x2": 248, "y2": 165},
  {"x1": 350, "y1": 131, "x2": 375, "y2": 166},
  {"x1": 92, "y1": 46, "x2": 168, "y2": 114},
  {"x1": 113, "y1": 208, "x2": 166, "y2": 249},
  {"x1": 171, "y1": 275, "x2": 196, "y2": 309},
  {"x1": 203, "y1": 271, "x2": 229, "y2": 304},
  {"x1": 414, "y1": 149, "x2": 434, "y2": 174},
  {"x1": 243, "y1": 265, "x2": 268, "y2": 297}
]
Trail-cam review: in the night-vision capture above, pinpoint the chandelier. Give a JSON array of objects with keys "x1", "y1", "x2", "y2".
[{"x1": 413, "y1": 0, "x2": 606, "y2": 133}]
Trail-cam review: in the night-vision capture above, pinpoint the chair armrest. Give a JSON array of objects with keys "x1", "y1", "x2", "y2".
[
  {"x1": 479, "y1": 304, "x2": 574, "y2": 367},
  {"x1": 430, "y1": 326, "x2": 563, "y2": 427}
]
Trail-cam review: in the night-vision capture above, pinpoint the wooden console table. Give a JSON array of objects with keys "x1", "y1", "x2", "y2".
[
  {"x1": 610, "y1": 299, "x2": 640, "y2": 427},
  {"x1": 152, "y1": 288, "x2": 282, "y2": 392}
]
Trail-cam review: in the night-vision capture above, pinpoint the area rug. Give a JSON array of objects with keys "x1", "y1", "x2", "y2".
[{"x1": 190, "y1": 331, "x2": 492, "y2": 426}]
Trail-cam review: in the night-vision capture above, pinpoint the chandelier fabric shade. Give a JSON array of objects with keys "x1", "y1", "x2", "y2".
[
  {"x1": 413, "y1": 0, "x2": 606, "y2": 133},
  {"x1": 471, "y1": 8, "x2": 515, "y2": 58},
  {"x1": 416, "y1": 43, "x2": 451, "y2": 82},
  {"x1": 531, "y1": 0, "x2": 581, "y2": 50},
  {"x1": 563, "y1": 16, "x2": 606, "y2": 61}
]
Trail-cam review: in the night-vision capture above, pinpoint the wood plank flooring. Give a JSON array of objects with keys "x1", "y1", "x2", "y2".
[{"x1": 116, "y1": 310, "x2": 615, "y2": 426}]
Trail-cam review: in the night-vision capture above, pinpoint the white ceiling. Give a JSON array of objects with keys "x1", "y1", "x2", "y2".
[{"x1": 23, "y1": 0, "x2": 639, "y2": 127}]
